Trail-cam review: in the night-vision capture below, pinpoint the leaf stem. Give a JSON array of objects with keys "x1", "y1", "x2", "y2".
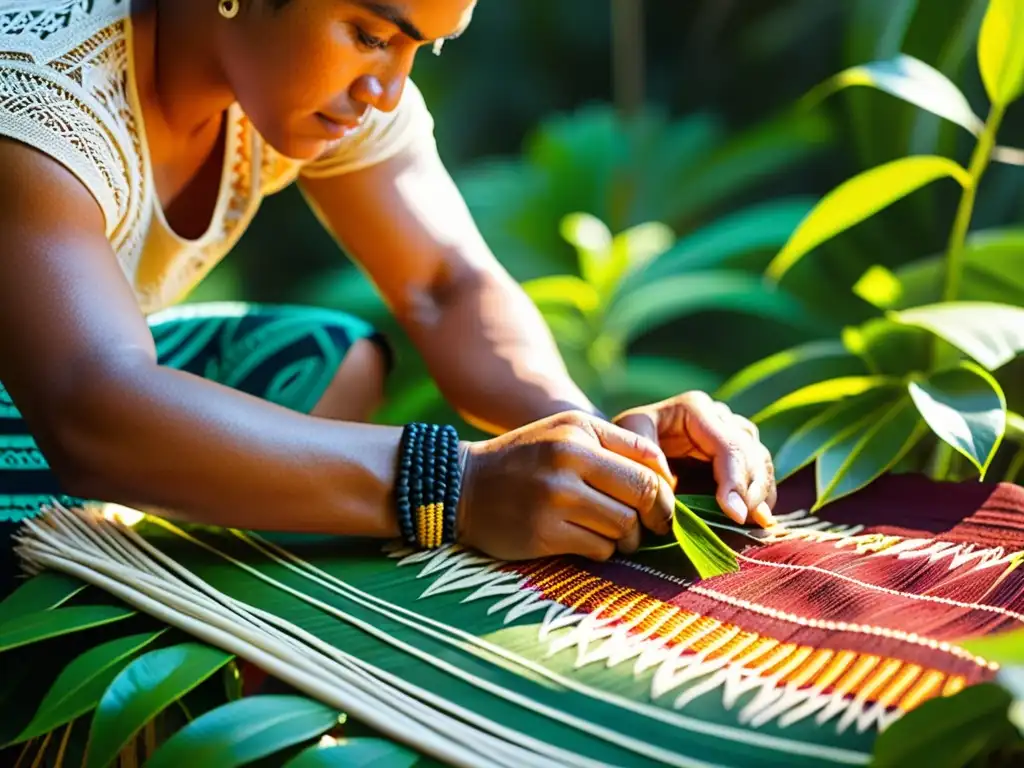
[
  {"x1": 1007, "y1": 447, "x2": 1024, "y2": 484},
  {"x1": 942, "y1": 102, "x2": 1006, "y2": 304}
]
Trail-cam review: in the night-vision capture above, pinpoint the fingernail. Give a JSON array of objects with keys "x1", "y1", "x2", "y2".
[
  {"x1": 752, "y1": 502, "x2": 775, "y2": 528},
  {"x1": 725, "y1": 492, "x2": 748, "y2": 525}
]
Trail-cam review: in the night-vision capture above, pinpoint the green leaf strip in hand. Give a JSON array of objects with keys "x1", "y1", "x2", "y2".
[
  {"x1": 766, "y1": 156, "x2": 971, "y2": 283},
  {"x1": 0, "y1": 605, "x2": 134, "y2": 653},
  {"x1": 86, "y1": 642, "x2": 234, "y2": 768},
  {"x1": 908, "y1": 362, "x2": 1007, "y2": 478},
  {"x1": 802, "y1": 54, "x2": 983, "y2": 135},
  {"x1": 978, "y1": 0, "x2": 1024, "y2": 107},
  {"x1": 147, "y1": 694, "x2": 342, "y2": 768},
  {"x1": 672, "y1": 498, "x2": 739, "y2": 580}
]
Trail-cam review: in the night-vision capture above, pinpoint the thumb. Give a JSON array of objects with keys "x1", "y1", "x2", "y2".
[{"x1": 592, "y1": 416, "x2": 675, "y2": 488}]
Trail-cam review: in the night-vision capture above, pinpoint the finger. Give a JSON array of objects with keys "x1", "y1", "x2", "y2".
[
  {"x1": 548, "y1": 519, "x2": 617, "y2": 562},
  {"x1": 579, "y1": 448, "x2": 674, "y2": 536},
  {"x1": 562, "y1": 481, "x2": 642, "y2": 547},
  {"x1": 745, "y1": 449, "x2": 776, "y2": 528},
  {"x1": 592, "y1": 418, "x2": 675, "y2": 487},
  {"x1": 712, "y1": 445, "x2": 754, "y2": 525}
]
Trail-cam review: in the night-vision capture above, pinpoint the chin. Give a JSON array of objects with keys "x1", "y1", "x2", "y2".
[{"x1": 247, "y1": 116, "x2": 329, "y2": 162}]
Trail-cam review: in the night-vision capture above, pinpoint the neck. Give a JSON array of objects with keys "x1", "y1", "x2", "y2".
[{"x1": 138, "y1": 0, "x2": 236, "y2": 138}]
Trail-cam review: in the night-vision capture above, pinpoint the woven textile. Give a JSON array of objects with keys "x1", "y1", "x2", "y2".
[{"x1": 12, "y1": 470, "x2": 1024, "y2": 767}]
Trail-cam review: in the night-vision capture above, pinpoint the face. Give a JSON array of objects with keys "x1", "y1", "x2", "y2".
[{"x1": 220, "y1": 0, "x2": 476, "y2": 160}]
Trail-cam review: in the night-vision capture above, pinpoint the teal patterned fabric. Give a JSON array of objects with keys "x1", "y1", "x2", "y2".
[{"x1": 0, "y1": 302, "x2": 386, "y2": 593}]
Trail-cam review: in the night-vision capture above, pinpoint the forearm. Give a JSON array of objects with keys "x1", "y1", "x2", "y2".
[
  {"x1": 407, "y1": 270, "x2": 600, "y2": 434},
  {"x1": 37, "y1": 359, "x2": 405, "y2": 536}
]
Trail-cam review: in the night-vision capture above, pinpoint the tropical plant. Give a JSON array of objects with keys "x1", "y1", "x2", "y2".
[{"x1": 717, "y1": 0, "x2": 1024, "y2": 513}]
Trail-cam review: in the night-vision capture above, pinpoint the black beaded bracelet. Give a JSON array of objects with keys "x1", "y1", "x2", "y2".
[{"x1": 395, "y1": 423, "x2": 463, "y2": 549}]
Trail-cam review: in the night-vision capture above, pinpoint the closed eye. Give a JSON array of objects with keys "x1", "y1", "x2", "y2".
[{"x1": 354, "y1": 26, "x2": 389, "y2": 50}]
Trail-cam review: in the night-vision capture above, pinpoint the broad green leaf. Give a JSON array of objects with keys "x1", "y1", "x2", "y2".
[
  {"x1": 752, "y1": 376, "x2": 899, "y2": 424},
  {"x1": 960, "y1": 627, "x2": 1024, "y2": 664},
  {"x1": 803, "y1": 54, "x2": 982, "y2": 135},
  {"x1": 560, "y1": 213, "x2": 614, "y2": 294},
  {"x1": 774, "y1": 387, "x2": 901, "y2": 481},
  {"x1": 521, "y1": 275, "x2": 600, "y2": 315},
  {"x1": 606, "y1": 271, "x2": 816, "y2": 344},
  {"x1": 891, "y1": 302, "x2": 1024, "y2": 370},
  {"x1": 147, "y1": 695, "x2": 342, "y2": 768},
  {"x1": 717, "y1": 340, "x2": 867, "y2": 417},
  {"x1": 872, "y1": 683, "x2": 1017, "y2": 768},
  {"x1": 15, "y1": 630, "x2": 164, "y2": 742},
  {"x1": 87, "y1": 642, "x2": 234, "y2": 768},
  {"x1": 845, "y1": 318, "x2": 932, "y2": 376},
  {"x1": 766, "y1": 156, "x2": 971, "y2": 282},
  {"x1": 908, "y1": 363, "x2": 1007, "y2": 477},
  {"x1": 978, "y1": 0, "x2": 1024, "y2": 106},
  {"x1": 892, "y1": 229, "x2": 1024, "y2": 308},
  {"x1": 672, "y1": 499, "x2": 738, "y2": 580},
  {"x1": 815, "y1": 394, "x2": 928, "y2": 509},
  {"x1": 0, "y1": 605, "x2": 134, "y2": 653},
  {"x1": 0, "y1": 572, "x2": 86, "y2": 626},
  {"x1": 284, "y1": 738, "x2": 419, "y2": 768},
  {"x1": 635, "y1": 197, "x2": 816, "y2": 281}
]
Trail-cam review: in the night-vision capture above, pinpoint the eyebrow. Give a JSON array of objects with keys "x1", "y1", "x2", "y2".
[{"x1": 352, "y1": 1, "x2": 469, "y2": 44}]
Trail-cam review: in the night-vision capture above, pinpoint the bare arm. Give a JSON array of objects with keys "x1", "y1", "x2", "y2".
[
  {"x1": 0, "y1": 140, "x2": 406, "y2": 536},
  {"x1": 300, "y1": 138, "x2": 600, "y2": 435}
]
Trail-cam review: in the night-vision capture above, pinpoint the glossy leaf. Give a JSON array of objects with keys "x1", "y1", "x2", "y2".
[
  {"x1": 284, "y1": 738, "x2": 420, "y2": 768},
  {"x1": 872, "y1": 683, "x2": 1017, "y2": 768},
  {"x1": 756, "y1": 404, "x2": 830, "y2": 458},
  {"x1": 891, "y1": 301, "x2": 1024, "y2": 370},
  {"x1": 522, "y1": 275, "x2": 600, "y2": 315},
  {"x1": 978, "y1": 0, "x2": 1024, "y2": 107},
  {"x1": 636, "y1": 197, "x2": 816, "y2": 281},
  {"x1": 147, "y1": 695, "x2": 342, "y2": 768},
  {"x1": 672, "y1": 499, "x2": 738, "y2": 579},
  {"x1": 0, "y1": 572, "x2": 86, "y2": 626},
  {"x1": 804, "y1": 54, "x2": 982, "y2": 135},
  {"x1": 892, "y1": 229, "x2": 1024, "y2": 308},
  {"x1": 845, "y1": 318, "x2": 932, "y2": 376},
  {"x1": 87, "y1": 642, "x2": 234, "y2": 768},
  {"x1": 717, "y1": 340, "x2": 867, "y2": 417},
  {"x1": 815, "y1": 394, "x2": 928, "y2": 509},
  {"x1": 15, "y1": 630, "x2": 164, "y2": 742},
  {"x1": 774, "y1": 387, "x2": 900, "y2": 481},
  {"x1": 766, "y1": 156, "x2": 971, "y2": 282},
  {"x1": 613, "y1": 221, "x2": 675, "y2": 281},
  {"x1": 960, "y1": 627, "x2": 1024, "y2": 664},
  {"x1": 606, "y1": 271, "x2": 816, "y2": 344},
  {"x1": 908, "y1": 363, "x2": 1006, "y2": 477},
  {"x1": 752, "y1": 376, "x2": 898, "y2": 423},
  {"x1": 0, "y1": 605, "x2": 134, "y2": 653},
  {"x1": 1007, "y1": 411, "x2": 1024, "y2": 443}
]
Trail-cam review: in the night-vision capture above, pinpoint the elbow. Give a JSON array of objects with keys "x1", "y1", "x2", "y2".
[{"x1": 30, "y1": 360, "x2": 152, "y2": 502}]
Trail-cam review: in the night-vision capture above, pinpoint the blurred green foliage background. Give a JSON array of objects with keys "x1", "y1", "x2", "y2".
[{"x1": 187, "y1": 0, "x2": 1024, "y2": 437}]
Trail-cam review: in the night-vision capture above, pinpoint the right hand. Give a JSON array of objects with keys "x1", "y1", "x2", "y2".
[{"x1": 455, "y1": 410, "x2": 677, "y2": 562}]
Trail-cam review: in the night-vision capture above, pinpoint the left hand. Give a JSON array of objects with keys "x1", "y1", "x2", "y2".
[{"x1": 613, "y1": 391, "x2": 777, "y2": 528}]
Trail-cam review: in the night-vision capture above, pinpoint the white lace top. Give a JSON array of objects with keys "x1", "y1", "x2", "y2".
[{"x1": 0, "y1": 0, "x2": 436, "y2": 314}]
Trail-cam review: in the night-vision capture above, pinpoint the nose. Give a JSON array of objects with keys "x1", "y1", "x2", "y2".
[{"x1": 351, "y1": 73, "x2": 406, "y2": 113}]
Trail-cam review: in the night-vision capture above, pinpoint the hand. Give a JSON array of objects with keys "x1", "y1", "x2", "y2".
[
  {"x1": 613, "y1": 391, "x2": 776, "y2": 528},
  {"x1": 455, "y1": 410, "x2": 677, "y2": 562}
]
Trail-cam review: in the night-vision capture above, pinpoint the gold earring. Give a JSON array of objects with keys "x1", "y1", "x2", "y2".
[{"x1": 218, "y1": 0, "x2": 240, "y2": 19}]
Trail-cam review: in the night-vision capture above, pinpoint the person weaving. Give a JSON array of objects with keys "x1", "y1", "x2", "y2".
[{"x1": 0, "y1": 0, "x2": 777, "y2": 594}]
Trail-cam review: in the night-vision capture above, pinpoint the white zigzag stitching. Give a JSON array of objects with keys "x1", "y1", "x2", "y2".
[{"x1": 384, "y1": 542, "x2": 915, "y2": 736}]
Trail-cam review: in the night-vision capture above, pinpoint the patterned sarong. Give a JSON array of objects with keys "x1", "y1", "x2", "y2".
[{"x1": 9, "y1": 469, "x2": 1022, "y2": 767}]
